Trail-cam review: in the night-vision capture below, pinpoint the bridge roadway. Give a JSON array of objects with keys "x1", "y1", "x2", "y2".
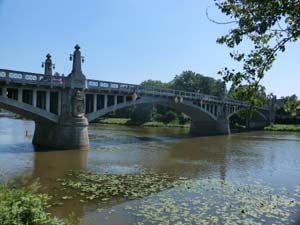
[{"x1": 0, "y1": 45, "x2": 274, "y2": 149}]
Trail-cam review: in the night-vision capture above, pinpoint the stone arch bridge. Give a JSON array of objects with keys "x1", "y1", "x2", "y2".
[{"x1": 0, "y1": 45, "x2": 275, "y2": 149}]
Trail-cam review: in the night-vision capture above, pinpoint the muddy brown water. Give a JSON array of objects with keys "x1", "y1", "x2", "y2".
[{"x1": 0, "y1": 117, "x2": 300, "y2": 224}]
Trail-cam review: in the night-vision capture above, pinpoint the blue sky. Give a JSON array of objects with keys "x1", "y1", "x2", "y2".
[{"x1": 0, "y1": 0, "x2": 299, "y2": 97}]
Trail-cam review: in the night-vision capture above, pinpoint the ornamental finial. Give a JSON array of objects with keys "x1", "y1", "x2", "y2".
[{"x1": 75, "y1": 44, "x2": 80, "y2": 50}]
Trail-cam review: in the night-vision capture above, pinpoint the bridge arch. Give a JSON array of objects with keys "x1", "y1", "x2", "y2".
[
  {"x1": 85, "y1": 96, "x2": 218, "y2": 123},
  {"x1": 228, "y1": 108, "x2": 269, "y2": 129},
  {"x1": 0, "y1": 96, "x2": 58, "y2": 124},
  {"x1": 228, "y1": 109, "x2": 267, "y2": 121}
]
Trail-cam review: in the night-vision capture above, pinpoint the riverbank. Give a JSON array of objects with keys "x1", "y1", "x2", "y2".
[
  {"x1": 0, "y1": 184, "x2": 67, "y2": 225},
  {"x1": 264, "y1": 124, "x2": 300, "y2": 132},
  {"x1": 93, "y1": 117, "x2": 190, "y2": 128}
]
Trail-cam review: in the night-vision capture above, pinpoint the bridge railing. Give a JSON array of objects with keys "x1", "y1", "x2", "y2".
[
  {"x1": 0, "y1": 68, "x2": 270, "y2": 110},
  {"x1": 86, "y1": 79, "x2": 252, "y2": 106},
  {"x1": 0, "y1": 69, "x2": 64, "y2": 87},
  {"x1": 86, "y1": 79, "x2": 270, "y2": 110}
]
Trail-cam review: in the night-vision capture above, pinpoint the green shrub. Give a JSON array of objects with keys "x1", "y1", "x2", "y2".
[
  {"x1": 161, "y1": 111, "x2": 177, "y2": 124},
  {"x1": 0, "y1": 185, "x2": 64, "y2": 225}
]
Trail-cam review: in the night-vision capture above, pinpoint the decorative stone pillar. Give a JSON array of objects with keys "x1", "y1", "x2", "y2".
[
  {"x1": 65, "y1": 44, "x2": 86, "y2": 89},
  {"x1": 32, "y1": 45, "x2": 89, "y2": 150},
  {"x1": 44, "y1": 54, "x2": 53, "y2": 76}
]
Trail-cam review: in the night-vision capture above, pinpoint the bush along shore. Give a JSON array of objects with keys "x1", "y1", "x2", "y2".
[
  {"x1": 0, "y1": 184, "x2": 64, "y2": 225},
  {"x1": 264, "y1": 124, "x2": 300, "y2": 132}
]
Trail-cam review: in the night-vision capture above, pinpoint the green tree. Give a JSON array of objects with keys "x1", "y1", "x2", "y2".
[
  {"x1": 281, "y1": 94, "x2": 300, "y2": 115},
  {"x1": 129, "y1": 104, "x2": 153, "y2": 125},
  {"x1": 140, "y1": 80, "x2": 170, "y2": 88},
  {"x1": 161, "y1": 110, "x2": 177, "y2": 124},
  {"x1": 170, "y1": 71, "x2": 224, "y2": 96},
  {"x1": 228, "y1": 84, "x2": 268, "y2": 107},
  {"x1": 214, "y1": 0, "x2": 300, "y2": 102}
]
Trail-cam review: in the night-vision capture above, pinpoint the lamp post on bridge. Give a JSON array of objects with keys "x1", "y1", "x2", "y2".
[{"x1": 66, "y1": 44, "x2": 86, "y2": 89}]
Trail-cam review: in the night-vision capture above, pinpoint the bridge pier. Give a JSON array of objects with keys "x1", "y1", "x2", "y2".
[
  {"x1": 246, "y1": 110, "x2": 272, "y2": 129},
  {"x1": 247, "y1": 121, "x2": 268, "y2": 129},
  {"x1": 32, "y1": 45, "x2": 90, "y2": 150},
  {"x1": 33, "y1": 116, "x2": 89, "y2": 150},
  {"x1": 190, "y1": 119, "x2": 230, "y2": 136},
  {"x1": 189, "y1": 102, "x2": 230, "y2": 136}
]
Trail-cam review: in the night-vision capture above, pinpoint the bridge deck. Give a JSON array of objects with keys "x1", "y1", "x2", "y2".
[{"x1": 0, "y1": 68, "x2": 269, "y2": 110}]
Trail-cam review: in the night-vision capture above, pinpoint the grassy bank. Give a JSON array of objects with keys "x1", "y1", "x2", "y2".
[
  {"x1": 94, "y1": 118, "x2": 130, "y2": 125},
  {"x1": 94, "y1": 118, "x2": 190, "y2": 128},
  {"x1": 142, "y1": 121, "x2": 189, "y2": 128},
  {"x1": 264, "y1": 124, "x2": 300, "y2": 132}
]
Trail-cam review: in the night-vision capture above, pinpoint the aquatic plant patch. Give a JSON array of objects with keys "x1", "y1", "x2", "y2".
[
  {"x1": 56, "y1": 171, "x2": 300, "y2": 224},
  {"x1": 56, "y1": 171, "x2": 176, "y2": 202},
  {"x1": 125, "y1": 179, "x2": 300, "y2": 225}
]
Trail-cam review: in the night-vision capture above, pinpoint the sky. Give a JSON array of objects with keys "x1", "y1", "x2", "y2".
[{"x1": 0, "y1": 0, "x2": 299, "y2": 97}]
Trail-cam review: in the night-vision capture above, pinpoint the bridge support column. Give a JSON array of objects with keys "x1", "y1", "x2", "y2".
[
  {"x1": 46, "y1": 91, "x2": 50, "y2": 112},
  {"x1": 33, "y1": 87, "x2": 89, "y2": 150},
  {"x1": 93, "y1": 93, "x2": 97, "y2": 112},
  {"x1": 33, "y1": 116, "x2": 89, "y2": 150},
  {"x1": 32, "y1": 89, "x2": 37, "y2": 107},
  {"x1": 57, "y1": 91, "x2": 61, "y2": 115},
  {"x1": 189, "y1": 103, "x2": 230, "y2": 136},
  {"x1": 247, "y1": 121, "x2": 267, "y2": 129},
  {"x1": 2, "y1": 87, "x2": 7, "y2": 98},
  {"x1": 18, "y1": 88, "x2": 23, "y2": 102},
  {"x1": 104, "y1": 94, "x2": 108, "y2": 109},
  {"x1": 114, "y1": 95, "x2": 117, "y2": 106}
]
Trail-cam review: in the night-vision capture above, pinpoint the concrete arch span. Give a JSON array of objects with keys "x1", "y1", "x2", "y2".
[
  {"x1": 86, "y1": 96, "x2": 217, "y2": 122},
  {"x1": 228, "y1": 108, "x2": 269, "y2": 128},
  {"x1": 86, "y1": 96, "x2": 230, "y2": 136},
  {"x1": 0, "y1": 96, "x2": 58, "y2": 124},
  {"x1": 248, "y1": 110, "x2": 269, "y2": 128}
]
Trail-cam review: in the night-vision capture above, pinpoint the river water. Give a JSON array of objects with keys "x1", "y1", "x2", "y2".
[{"x1": 0, "y1": 117, "x2": 300, "y2": 224}]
